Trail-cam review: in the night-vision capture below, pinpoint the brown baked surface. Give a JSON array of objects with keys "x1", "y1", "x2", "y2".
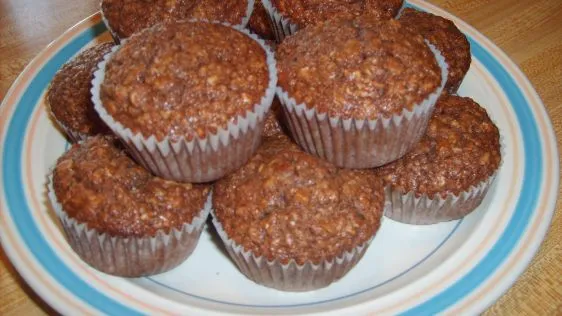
[
  {"x1": 47, "y1": 42, "x2": 114, "y2": 136},
  {"x1": 52, "y1": 136, "x2": 211, "y2": 237},
  {"x1": 249, "y1": 0, "x2": 274, "y2": 40},
  {"x1": 376, "y1": 95, "x2": 501, "y2": 198},
  {"x1": 399, "y1": 8, "x2": 471, "y2": 93},
  {"x1": 101, "y1": 21, "x2": 269, "y2": 141},
  {"x1": 277, "y1": 17, "x2": 442, "y2": 120},
  {"x1": 214, "y1": 134, "x2": 384, "y2": 265},
  {"x1": 262, "y1": 97, "x2": 284, "y2": 137},
  {"x1": 272, "y1": 0, "x2": 403, "y2": 28},
  {"x1": 101, "y1": 0, "x2": 248, "y2": 39}
]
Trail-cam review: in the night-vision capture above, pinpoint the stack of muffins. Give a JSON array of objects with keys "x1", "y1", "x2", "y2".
[{"x1": 46, "y1": 0, "x2": 501, "y2": 291}]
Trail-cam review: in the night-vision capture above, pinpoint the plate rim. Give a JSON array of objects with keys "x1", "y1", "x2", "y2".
[{"x1": 0, "y1": 1, "x2": 559, "y2": 314}]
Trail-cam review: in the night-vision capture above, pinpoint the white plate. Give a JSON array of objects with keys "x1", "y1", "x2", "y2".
[{"x1": 0, "y1": 1, "x2": 558, "y2": 315}]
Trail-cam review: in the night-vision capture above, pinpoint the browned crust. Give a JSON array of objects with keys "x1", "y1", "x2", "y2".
[
  {"x1": 272, "y1": 0, "x2": 403, "y2": 28},
  {"x1": 100, "y1": 21, "x2": 269, "y2": 141},
  {"x1": 101, "y1": 0, "x2": 248, "y2": 39},
  {"x1": 277, "y1": 17, "x2": 441, "y2": 120}
]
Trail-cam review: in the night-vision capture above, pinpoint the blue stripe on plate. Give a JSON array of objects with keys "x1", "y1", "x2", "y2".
[
  {"x1": 2, "y1": 9, "x2": 543, "y2": 315},
  {"x1": 2, "y1": 22, "x2": 143, "y2": 315}
]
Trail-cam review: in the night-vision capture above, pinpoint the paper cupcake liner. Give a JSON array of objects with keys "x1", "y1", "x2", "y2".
[
  {"x1": 211, "y1": 211, "x2": 372, "y2": 292},
  {"x1": 384, "y1": 173, "x2": 498, "y2": 225},
  {"x1": 92, "y1": 21, "x2": 278, "y2": 183},
  {"x1": 48, "y1": 174, "x2": 212, "y2": 277},
  {"x1": 277, "y1": 42, "x2": 448, "y2": 169},
  {"x1": 260, "y1": 0, "x2": 298, "y2": 43},
  {"x1": 101, "y1": 1, "x2": 255, "y2": 44}
]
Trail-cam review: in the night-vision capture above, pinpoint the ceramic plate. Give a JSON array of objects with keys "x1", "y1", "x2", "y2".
[{"x1": 0, "y1": 1, "x2": 558, "y2": 315}]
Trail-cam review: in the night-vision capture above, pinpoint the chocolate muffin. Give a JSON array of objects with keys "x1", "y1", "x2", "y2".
[
  {"x1": 276, "y1": 16, "x2": 447, "y2": 168},
  {"x1": 261, "y1": 0, "x2": 404, "y2": 42},
  {"x1": 399, "y1": 8, "x2": 471, "y2": 93},
  {"x1": 101, "y1": 0, "x2": 252, "y2": 40},
  {"x1": 248, "y1": 0, "x2": 275, "y2": 40},
  {"x1": 376, "y1": 95, "x2": 501, "y2": 224},
  {"x1": 213, "y1": 134, "x2": 384, "y2": 291},
  {"x1": 46, "y1": 42, "x2": 114, "y2": 142},
  {"x1": 50, "y1": 136, "x2": 212, "y2": 277},
  {"x1": 93, "y1": 21, "x2": 277, "y2": 183}
]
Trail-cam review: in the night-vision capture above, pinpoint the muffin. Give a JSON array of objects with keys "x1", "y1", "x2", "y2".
[
  {"x1": 101, "y1": 0, "x2": 254, "y2": 41},
  {"x1": 276, "y1": 16, "x2": 447, "y2": 169},
  {"x1": 49, "y1": 136, "x2": 212, "y2": 277},
  {"x1": 248, "y1": 0, "x2": 275, "y2": 40},
  {"x1": 261, "y1": 0, "x2": 404, "y2": 42},
  {"x1": 92, "y1": 20, "x2": 277, "y2": 183},
  {"x1": 46, "y1": 42, "x2": 114, "y2": 142},
  {"x1": 213, "y1": 134, "x2": 385, "y2": 291},
  {"x1": 399, "y1": 8, "x2": 471, "y2": 93},
  {"x1": 376, "y1": 95, "x2": 501, "y2": 224}
]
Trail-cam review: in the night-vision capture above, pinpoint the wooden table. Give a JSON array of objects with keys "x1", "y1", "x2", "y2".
[{"x1": 1, "y1": 0, "x2": 560, "y2": 314}]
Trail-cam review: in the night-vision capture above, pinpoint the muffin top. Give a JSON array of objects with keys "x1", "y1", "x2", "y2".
[
  {"x1": 52, "y1": 136, "x2": 211, "y2": 237},
  {"x1": 100, "y1": 21, "x2": 270, "y2": 141},
  {"x1": 277, "y1": 17, "x2": 442, "y2": 120},
  {"x1": 101, "y1": 0, "x2": 249, "y2": 39},
  {"x1": 214, "y1": 134, "x2": 384, "y2": 265},
  {"x1": 272, "y1": 0, "x2": 403, "y2": 28},
  {"x1": 249, "y1": 0, "x2": 275, "y2": 40},
  {"x1": 376, "y1": 95, "x2": 501, "y2": 198},
  {"x1": 400, "y1": 8, "x2": 471, "y2": 93},
  {"x1": 47, "y1": 42, "x2": 114, "y2": 137}
]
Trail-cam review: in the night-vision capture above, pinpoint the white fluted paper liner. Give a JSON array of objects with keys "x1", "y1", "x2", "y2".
[
  {"x1": 277, "y1": 42, "x2": 448, "y2": 169},
  {"x1": 384, "y1": 173, "x2": 498, "y2": 225},
  {"x1": 92, "y1": 21, "x2": 278, "y2": 183},
  {"x1": 260, "y1": 0, "x2": 298, "y2": 43},
  {"x1": 101, "y1": 0, "x2": 255, "y2": 43},
  {"x1": 48, "y1": 173, "x2": 212, "y2": 277},
  {"x1": 211, "y1": 211, "x2": 373, "y2": 292}
]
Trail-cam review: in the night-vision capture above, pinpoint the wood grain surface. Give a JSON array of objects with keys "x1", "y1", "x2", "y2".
[{"x1": 1, "y1": 0, "x2": 560, "y2": 314}]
